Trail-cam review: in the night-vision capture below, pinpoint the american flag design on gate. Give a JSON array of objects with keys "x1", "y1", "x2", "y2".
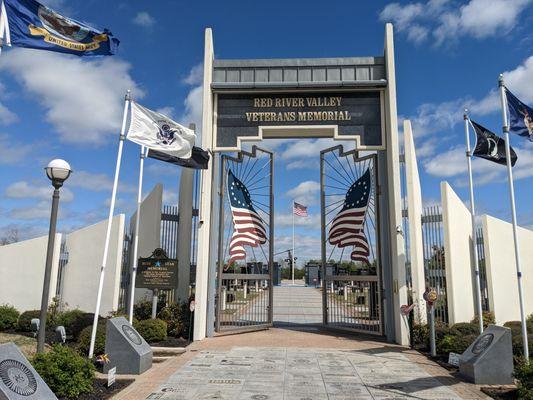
[
  {"x1": 227, "y1": 169, "x2": 267, "y2": 265},
  {"x1": 328, "y1": 168, "x2": 371, "y2": 264}
]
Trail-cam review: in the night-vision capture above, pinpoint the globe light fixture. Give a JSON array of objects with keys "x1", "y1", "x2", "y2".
[
  {"x1": 37, "y1": 159, "x2": 72, "y2": 354},
  {"x1": 45, "y1": 159, "x2": 72, "y2": 188}
]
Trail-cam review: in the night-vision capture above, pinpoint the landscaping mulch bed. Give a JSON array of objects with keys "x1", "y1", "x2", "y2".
[
  {"x1": 481, "y1": 386, "x2": 518, "y2": 399},
  {"x1": 59, "y1": 378, "x2": 134, "y2": 400},
  {"x1": 150, "y1": 336, "x2": 188, "y2": 347}
]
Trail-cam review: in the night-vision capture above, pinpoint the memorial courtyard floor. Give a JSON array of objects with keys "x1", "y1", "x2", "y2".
[{"x1": 113, "y1": 328, "x2": 490, "y2": 399}]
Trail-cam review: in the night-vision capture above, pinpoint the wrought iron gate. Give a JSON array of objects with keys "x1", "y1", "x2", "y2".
[
  {"x1": 320, "y1": 145, "x2": 383, "y2": 335},
  {"x1": 215, "y1": 146, "x2": 274, "y2": 333}
]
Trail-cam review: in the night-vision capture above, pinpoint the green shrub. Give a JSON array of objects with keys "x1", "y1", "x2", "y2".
[
  {"x1": 527, "y1": 313, "x2": 533, "y2": 325},
  {"x1": 504, "y1": 320, "x2": 533, "y2": 335},
  {"x1": 470, "y1": 311, "x2": 495, "y2": 328},
  {"x1": 18, "y1": 310, "x2": 48, "y2": 332},
  {"x1": 77, "y1": 321, "x2": 106, "y2": 358},
  {"x1": 68, "y1": 312, "x2": 103, "y2": 340},
  {"x1": 450, "y1": 322, "x2": 479, "y2": 336},
  {"x1": 158, "y1": 302, "x2": 191, "y2": 338},
  {"x1": 133, "y1": 301, "x2": 154, "y2": 321},
  {"x1": 55, "y1": 309, "x2": 84, "y2": 333},
  {"x1": 411, "y1": 324, "x2": 429, "y2": 349},
  {"x1": 437, "y1": 334, "x2": 477, "y2": 355},
  {"x1": 134, "y1": 318, "x2": 167, "y2": 343},
  {"x1": 0, "y1": 304, "x2": 19, "y2": 331},
  {"x1": 515, "y1": 358, "x2": 533, "y2": 399},
  {"x1": 511, "y1": 333, "x2": 533, "y2": 358},
  {"x1": 32, "y1": 344, "x2": 95, "y2": 398}
]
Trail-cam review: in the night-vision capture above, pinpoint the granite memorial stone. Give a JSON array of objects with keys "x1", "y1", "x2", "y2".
[
  {"x1": 104, "y1": 317, "x2": 152, "y2": 375},
  {"x1": 0, "y1": 342, "x2": 57, "y2": 400},
  {"x1": 459, "y1": 325, "x2": 513, "y2": 384}
]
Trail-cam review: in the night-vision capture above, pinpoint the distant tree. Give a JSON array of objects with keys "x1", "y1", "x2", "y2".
[{"x1": 0, "y1": 229, "x2": 19, "y2": 246}]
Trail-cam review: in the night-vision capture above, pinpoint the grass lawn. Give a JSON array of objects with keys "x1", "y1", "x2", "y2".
[{"x1": 0, "y1": 332, "x2": 49, "y2": 358}]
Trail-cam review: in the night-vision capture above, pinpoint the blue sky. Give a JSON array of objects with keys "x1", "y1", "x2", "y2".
[{"x1": 0, "y1": 0, "x2": 532, "y2": 265}]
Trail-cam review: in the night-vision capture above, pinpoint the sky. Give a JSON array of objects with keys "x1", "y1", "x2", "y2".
[{"x1": 0, "y1": 0, "x2": 532, "y2": 266}]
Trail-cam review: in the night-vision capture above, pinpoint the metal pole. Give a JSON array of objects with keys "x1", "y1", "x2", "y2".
[
  {"x1": 320, "y1": 152, "x2": 328, "y2": 325},
  {"x1": 152, "y1": 289, "x2": 158, "y2": 319},
  {"x1": 464, "y1": 111, "x2": 484, "y2": 334},
  {"x1": 429, "y1": 305, "x2": 436, "y2": 357},
  {"x1": 88, "y1": 91, "x2": 130, "y2": 358},
  {"x1": 128, "y1": 146, "x2": 146, "y2": 324},
  {"x1": 499, "y1": 75, "x2": 529, "y2": 361},
  {"x1": 37, "y1": 188, "x2": 60, "y2": 354},
  {"x1": 292, "y1": 202, "x2": 295, "y2": 285}
]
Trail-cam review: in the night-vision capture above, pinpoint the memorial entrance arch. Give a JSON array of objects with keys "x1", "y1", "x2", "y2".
[{"x1": 194, "y1": 24, "x2": 409, "y2": 344}]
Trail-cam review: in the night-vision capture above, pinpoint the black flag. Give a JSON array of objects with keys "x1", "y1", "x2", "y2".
[
  {"x1": 471, "y1": 120, "x2": 517, "y2": 167},
  {"x1": 147, "y1": 146, "x2": 210, "y2": 170}
]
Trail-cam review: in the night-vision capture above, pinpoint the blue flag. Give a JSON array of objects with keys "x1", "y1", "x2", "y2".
[
  {"x1": 3, "y1": 0, "x2": 119, "y2": 56},
  {"x1": 506, "y1": 88, "x2": 533, "y2": 142}
]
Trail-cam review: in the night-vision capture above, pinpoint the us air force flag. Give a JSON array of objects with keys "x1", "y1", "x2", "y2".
[
  {"x1": 471, "y1": 120, "x2": 517, "y2": 167},
  {"x1": 506, "y1": 88, "x2": 533, "y2": 142},
  {"x1": 2, "y1": 0, "x2": 119, "y2": 56},
  {"x1": 127, "y1": 101, "x2": 196, "y2": 158}
]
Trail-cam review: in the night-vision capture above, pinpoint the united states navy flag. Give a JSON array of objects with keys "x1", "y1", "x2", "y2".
[
  {"x1": 2, "y1": 0, "x2": 119, "y2": 56},
  {"x1": 506, "y1": 88, "x2": 533, "y2": 142}
]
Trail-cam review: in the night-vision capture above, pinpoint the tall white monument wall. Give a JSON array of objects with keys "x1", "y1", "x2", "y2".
[{"x1": 0, "y1": 234, "x2": 62, "y2": 312}]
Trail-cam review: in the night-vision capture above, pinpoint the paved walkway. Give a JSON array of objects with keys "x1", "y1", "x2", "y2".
[
  {"x1": 113, "y1": 328, "x2": 489, "y2": 400},
  {"x1": 273, "y1": 280, "x2": 323, "y2": 325}
]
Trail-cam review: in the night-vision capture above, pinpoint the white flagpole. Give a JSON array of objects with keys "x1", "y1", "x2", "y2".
[
  {"x1": 128, "y1": 145, "x2": 146, "y2": 324},
  {"x1": 88, "y1": 90, "x2": 130, "y2": 358},
  {"x1": 463, "y1": 110, "x2": 484, "y2": 334},
  {"x1": 499, "y1": 74, "x2": 529, "y2": 361},
  {"x1": 292, "y1": 201, "x2": 295, "y2": 285}
]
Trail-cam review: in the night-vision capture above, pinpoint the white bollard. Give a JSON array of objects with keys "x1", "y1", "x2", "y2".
[
  {"x1": 330, "y1": 282, "x2": 334, "y2": 293},
  {"x1": 244, "y1": 282, "x2": 247, "y2": 299},
  {"x1": 221, "y1": 287, "x2": 227, "y2": 311},
  {"x1": 255, "y1": 281, "x2": 259, "y2": 292},
  {"x1": 344, "y1": 286, "x2": 348, "y2": 301}
]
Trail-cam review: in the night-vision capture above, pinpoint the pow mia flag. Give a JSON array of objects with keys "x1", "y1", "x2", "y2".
[{"x1": 470, "y1": 119, "x2": 517, "y2": 167}]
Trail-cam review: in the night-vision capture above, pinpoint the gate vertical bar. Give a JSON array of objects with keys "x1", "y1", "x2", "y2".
[
  {"x1": 269, "y1": 151, "x2": 274, "y2": 324},
  {"x1": 320, "y1": 150, "x2": 328, "y2": 325},
  {"x1": 215, "y1": 156, "x2": 226, "y2": 332}
]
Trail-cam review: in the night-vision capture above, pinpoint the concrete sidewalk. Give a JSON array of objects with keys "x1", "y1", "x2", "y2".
[
  {"x1": 273, "y1": 281, "x2": 323, "y2": 325},
  {"x1": 112, "y1": 328, "x2": 489, "y2": 400}
]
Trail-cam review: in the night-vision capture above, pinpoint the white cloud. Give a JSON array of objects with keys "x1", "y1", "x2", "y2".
[
  {"x1": 380, "y1": 0, "x2": 532, "y2": 46},
  {"x1": 409, "y1": 56, "x2": 533, "y2": 159},
  {"x1": 68, "y1": 170, "x2": 136, "y2": 193},
  {"x1": 4, "y1": 181, "x2": 74, "y2": 202},
  {"x1": 181, "y1": 84, "x2": 203, "y2": 140},
  {"x1": 182, "y1": 63, "x2": 203, "y2": 85},
  {"x1": 0, "y1": 103, "x2": 17, "y2": 125},
  {"x1": 274, "y1": 234, "x2": 321, "y2": 265},
  {"x1": 132, "y1": 11, "x2": 155, "y2": 28},
  {"x1": 0, "y1": 49, "x2": 144, "y2": 144},
  {"x1": 9, "y1": 200, "x2": 66, "y2": 220},
  {"x1": 286, "y1": 181, "x2": 320, "y2": 205},
  {"x1": 275, "y1": 212, "x2": 320, "y2": 228},
  {"x1": 163, "y1": 189, "x2": 178, "y2": 205},
  {"x1": 0, "y1": 223, "x2": 48, "y2": 241},
  {"x1": 0, "y1": 134, "x2": 32, "y2": 164},
  {"x1": 156, "y1": 106, "x2": 175, "y2": 119}
]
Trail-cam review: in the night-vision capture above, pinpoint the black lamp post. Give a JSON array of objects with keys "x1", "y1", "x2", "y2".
[{"x1": 37, "y1": 159, "x2": 71, "y2": 354}]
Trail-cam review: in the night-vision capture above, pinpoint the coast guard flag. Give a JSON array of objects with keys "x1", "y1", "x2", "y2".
[
  {"x1": 470, "y1": 120, "x2": 517, "y2": 167},
  {"x1": 227, "y1": 169, "x2": 266, "y2": 265},
  {"x1": 328, "y1": 169, "x2": 371, "y2": 264},
  {"x1": 506, "y1": 88, "x2": 533, "y2": 142},
  {"x1": 1, "y1": 0, "x2": 119, "y2": 56},
  {"x1": 127, "y1": 101, "x2": 196, "y2": 159}
]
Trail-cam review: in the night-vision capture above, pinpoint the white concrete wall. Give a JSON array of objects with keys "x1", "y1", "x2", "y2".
[
  {"x1": 0, "y1": 233, "x2": 62, "y2": 312},
  {"x1": 441, "y1": 182, "x2": 475, "y2": 323},
  {"x1": 130, "y1": 183, "x2": 163, "y2": 303},
  {"x1": 384, "y1": 23, "x2": 409, "y2": 345},
  {"x1": 61, "y1": 215, "x2": 125, "y2": 315},
  {"x1": 403, "y1": 120, "x2": 427, "y2": 322},
  {"x1": 482, "y1": 214, "x2": 533, "y2": 324}
]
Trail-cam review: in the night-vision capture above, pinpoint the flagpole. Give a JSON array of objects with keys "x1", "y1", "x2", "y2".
[
  {"x1": 88, "y1": 90, "x2": 130, "y2": 358},
  {"x1": 464, "y1": 110, "x2": 484, "y2": 334},
  {"x1": 499, "y1": 74, "x2": 529, "y2": 361},
  {"x1": 292, "y1": 201, "x2": 295, "y2": 285},
  {"x1": 128, "y1": 145, "x2": 146, "y2": 324}
]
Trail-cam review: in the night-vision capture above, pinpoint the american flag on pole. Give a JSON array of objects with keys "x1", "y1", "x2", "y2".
[
  {"x1": 293, "y1": 202, "x2": 308, "y2": 217},
  {"x1": 328, "y1": 169, "x2": 371, "y2": 264},
  {"x1": 227, "y1": 169, "x2": 267, "y2": 264}
]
